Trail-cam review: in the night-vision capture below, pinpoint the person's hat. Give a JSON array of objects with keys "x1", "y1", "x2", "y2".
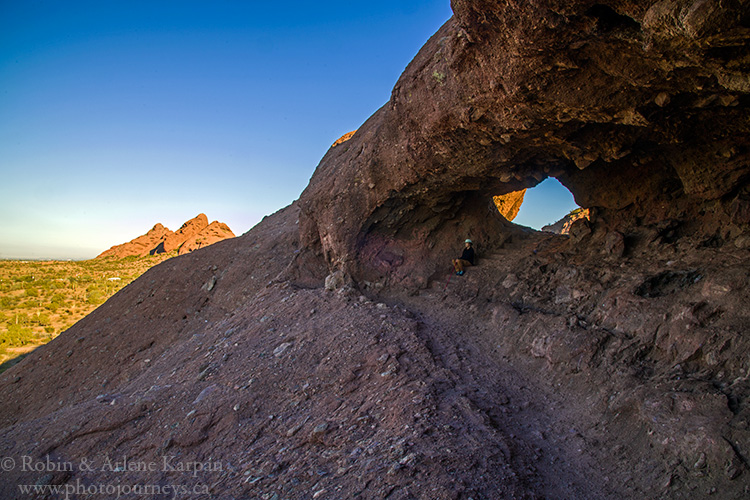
[{"x1": 465, "y1": 239, "x2": 473, "y2": 244}]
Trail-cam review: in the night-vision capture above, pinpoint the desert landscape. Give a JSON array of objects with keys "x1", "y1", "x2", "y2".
[
  {"x1": 1, "y1": 1, "x2": 749, "y2": 499},
  {"x1": 0, "y1": 215, "x2": 234, "y2": 372}
]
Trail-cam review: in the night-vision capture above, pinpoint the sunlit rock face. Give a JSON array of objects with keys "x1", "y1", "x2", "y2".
[
  {"x1": 494, "y1": 190, "x2": 526, "y2": 221},
  {"x1": 97, "y1": 214, "x2": 235, "y2": 259},
  {"x1": 297, "y1": 0, "x2": 750, "y2": 287},
  {"x1": 542, "y1": 208, "x2": 591, "y2": 234}
]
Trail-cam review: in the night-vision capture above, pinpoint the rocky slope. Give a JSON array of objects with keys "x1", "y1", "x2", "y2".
[
  {"x1": 97, "y1": 214, "x2": 236, "y2": 259},
  {"x1": 542, "y1": 208, "x2": 591, "y2": 234},
  {"x1": 1, "y1": 1, "x2": 749, "y2": 499}
]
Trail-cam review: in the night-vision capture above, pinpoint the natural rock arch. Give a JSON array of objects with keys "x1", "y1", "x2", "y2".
[
  {"x1": 1, "y1": 3, "x2": 749, "y2": 498},
  {"x1": 297, "y1": 0, "x2": 749, "y2": 288}
]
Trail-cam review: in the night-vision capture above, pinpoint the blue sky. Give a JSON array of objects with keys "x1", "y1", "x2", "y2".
[
  {"x1": 514, "y1": 178, "x2": 578, "y2": 230},
  {"x1": 0, "y1": 1, "x2": 576, "y2": 260}
]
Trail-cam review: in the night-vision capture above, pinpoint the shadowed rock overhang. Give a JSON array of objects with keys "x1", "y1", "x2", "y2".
[{"x1": 297, "y1": 0, "x2": 750, "y2": 288}]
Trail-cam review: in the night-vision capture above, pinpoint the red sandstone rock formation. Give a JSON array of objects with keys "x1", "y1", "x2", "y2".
[
  {"x1": 331, "y1": 130, "x2": 357, "y2": 148},
  {"x1": 297, "y1": 0, "x2": 750, "y2": 289},
  {"x1": 1, "y1": 2, "x2": 749, "y2": 499},
  {"x1": 542, "y1": 207, "x2": 591, "y2": 234},
  {"x1": 493, "y1": 189, "x2": 526, "y2": 221},
  {"x1": 97, "y1": 213, "x2": 235, "y2": 258},
  {"x1": 163, "y1": 213, "x2": 210, "y2": 253},
  {"x1": 95, "y1": 223, "x2": 173, "y2": 259},
  {"x1": 178, "y1": 221, "x2": 236, "y2": 255}
]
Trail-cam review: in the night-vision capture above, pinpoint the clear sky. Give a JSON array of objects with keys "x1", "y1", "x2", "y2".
[
  {"x1": 514, "y1": 178, "x2": 579, "y2": 230},
  {"x1": 1, "y1": 0, "x2": 576, "y2": 260}
]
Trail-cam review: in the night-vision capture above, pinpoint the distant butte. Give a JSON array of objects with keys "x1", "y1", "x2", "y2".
[{"x1": 97, "y1": 214, "x2": 236, "y2": 259}]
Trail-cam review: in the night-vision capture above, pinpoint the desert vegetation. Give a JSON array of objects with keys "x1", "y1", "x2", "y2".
[{"x1": 0, "y1": 254, "x2": 173, "y2": 371}]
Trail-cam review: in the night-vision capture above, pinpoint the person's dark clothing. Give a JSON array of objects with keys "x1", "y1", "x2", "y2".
[{"x1": 460, "y1": 247, "x2": 475, "y2": 265}]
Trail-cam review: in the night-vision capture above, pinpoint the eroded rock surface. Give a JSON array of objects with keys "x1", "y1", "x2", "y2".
[
  {"x1": 97, "y1": 213, "x2": 236, "y2": 258},
  {"x1": 178, "y1": 221, "x2": 236, "y2": 255},
  {"x1": 542, "y1": 207, "x2": 591, "y2": 234},
  {"x1": 1, "y1": 1, "x2": 749, "y2": 499},
  {"x1": 494, "y1": 189, "x2": 527, "y2": 221},
  {"x1": 298, "y1": 0, "x2": 750, "y2": 289}
]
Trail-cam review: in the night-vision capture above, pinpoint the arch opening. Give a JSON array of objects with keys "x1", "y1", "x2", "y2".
[{"x1": 495, "y1": 177, "x2": 583, "y2": 232}]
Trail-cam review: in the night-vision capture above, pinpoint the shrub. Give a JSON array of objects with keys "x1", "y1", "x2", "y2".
[
  {"x1": 1, "y1": 324, "x2": 35, "y2": 347},
  {"x1": 0, "y1": 296, "x2": 17, "y2": 308},
  {"x1": 87, "y1": 290, "x2": 104, "y2": 305},
  {"x1": 12, "y1": 314, "x2": 30, "y2": 326},
  {"x1": 33, "y1": 313, "x2": 51, "y2": 326}
]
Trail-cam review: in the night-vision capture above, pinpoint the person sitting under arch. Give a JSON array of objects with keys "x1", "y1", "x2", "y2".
[{"x1": 452, "y1": 239, "x2": 474, "y2": 276}]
